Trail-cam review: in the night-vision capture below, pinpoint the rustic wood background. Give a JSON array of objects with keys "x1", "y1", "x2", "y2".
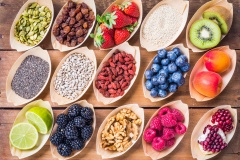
[{"x1": 0, "y1": 0, "x2": 240, "y2": 159}]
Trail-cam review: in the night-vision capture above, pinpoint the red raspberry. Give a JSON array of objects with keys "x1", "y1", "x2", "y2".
[
  {"x1": 158, "y1": 107, "x2": 172, "y2": 117},
  {"x1": 152, "y1": 137, "x2": 166, "y2": 151},
  {"x1": 174, "y1": 122, "x2": 187, "y2": 135},
  {"x1": 166, "y1": 137, "x2": 176, "y2": 147},
  {"x1": 150, "y1": 116, "x2": 162, "y2": 131},
  {"x1": 172, "y1": 108, "x2": 185, "y2": 122},
  {"x1": 162, "y1": 127, "x2": 175, "y2": 140},
  {"x1": 156, "y1": 130, "x2": 163, "y2": 137},
  {"x1": 161, "y1": 113, "x2": 177, "y2": 127},
  {"x1": 143, "y1": 128, "x2": 156, "y2": 143}
]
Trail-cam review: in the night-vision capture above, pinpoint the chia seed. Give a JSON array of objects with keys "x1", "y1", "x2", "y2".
[{"x1": 11, "y1": 55, "x2": 49, "y2": 99}]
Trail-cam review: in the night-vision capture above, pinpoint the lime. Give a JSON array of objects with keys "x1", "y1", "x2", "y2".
[
  {"x1": 25, "y1": 107, "x2": 53, "y2": 134},
  {"x1": 10, "y1": 123, "x2": 38, "y2": 150}
]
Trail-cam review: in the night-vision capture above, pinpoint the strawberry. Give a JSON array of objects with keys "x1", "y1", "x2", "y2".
[
  {"x1": 111, "y1": 4, "x2": 121, "y2": 12},
  {"x1": 121, "y1": 1, "x2": 140, "y2": 18},
  {"x1": 114, "y1": 28, "x2": 130, "y2": 45},
  {"x1": 100, "y1": 23, "x2": 114, "y2": 38},
  {"x1": 130, "y1": 17, "x2": 138, "y2": 24}
]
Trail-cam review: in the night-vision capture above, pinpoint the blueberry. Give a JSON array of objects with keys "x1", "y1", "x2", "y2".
[
  {"x1": 157, "y1": 76, "x2": 166, "y2": 85},
  {"x1": 159, "y1": 82, "x2": 168, "y2": 90},
  {"x1": 168, "y1": 62, "x2": 177, "y2": 73},
  {"x1": 171, "y1": 72, "x2": 183, "y2": 84},
  {"x1": 168, "y1": 74, "x2": 173, "y2": 83},
  {"x1": 181, "y1": 63, "x2": 190, "y2": 72},
  {"x1": 172, "y1": 47, "x2": 181, "y2": 56},
  {"x1": 162, "y1": 66, "x2": 168, "y2": 72},
  {"x1": 151, "y1": 64, "x2": 161, "y2": 73},
  {"x1": 157, "y1": 49, "x2": 167, "y2": 58},
  {"x1": 151, "y1": 76, "x2": 159, "y2": 85},
  {"x1": 144, "y1": 70, "x2": 153, "y2": 80},
  {"x1": 175, "y1": 55, "x2": 187, "y2": 67},
  {"x1": 153, "y1": 56, "x2": 161, "y2": 64},
  {"x1": 177, "y1": 78, "x2": 185, "y2": 86},
  {"x1": 150, "y1": 88, "x2": 158, "y2": 97},
  {"x1": 158, "y1": 69, "x2": 169, "y2": 78},
  {"x1": 168, "y1": 83, "x2": 178, "y2": 92},
  {"x1": 161, "y1": 58, "x2": 170, "y2": 66},
  {"x1": 158, "y1": 89, "x2": 168, "y2": 98},
  {"x1": 167, "y1": 51, "x2": 177, "y2": 61},
  {"x1": 145, "y1": 80, "x2": 153, "y2": 91}
]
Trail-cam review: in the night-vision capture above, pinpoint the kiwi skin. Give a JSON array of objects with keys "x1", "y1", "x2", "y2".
[{"x1": 203, "y1": 6, "x2": 230, "y2": 34}]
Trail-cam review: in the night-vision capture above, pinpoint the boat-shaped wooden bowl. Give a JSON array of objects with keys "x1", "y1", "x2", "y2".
[
  {"x1": 140, "y1": 0, "x2": 189, "y2": 52},
  {"x1": 186, "y1": 0, "x2": 233, "y2": 53},
  {"x1": 10, "y1": 0, "x2": 54, "y2": 52},
  {"x1": 142, "y1": 44, "x2": 190, "y2": 102},
  {"x1": 189, "y1": 46, "x2": 236, "y2": 101},
  {"x1": 93, "y1": 0, "x2": 143, "y2": 50},
  {"x1": 51, "y1": 0, "x2": 96, "y2": 52},
  {"x1": 93, "y1": 42, "x2": 140, "y2": 105},
  {"x1": 50, "y1": 100, "x2": 96, "y2": 160},
  {"x1": 50, "y1": 47, "x2": 96, "y2": 105},
  {"x1": 6, "y1": 47, "x2": 51, "y2": 106},
  {"x1": 9, "y1": 99, "x2": 54, "y2": 159},
  {"x1": 191, "y1": 105, "x2": 237, "y2": 160},
  {"x1": 142, "y1": 100, "x2": 189, "y2": 159},
  {"x1": 96, "y1": 104, "x2": 144, "y2": 159}
]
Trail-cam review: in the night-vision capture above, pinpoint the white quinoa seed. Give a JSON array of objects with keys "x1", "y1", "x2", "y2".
[{"x1": 143, "y1": 5, "x2": 183, "y2": 47}]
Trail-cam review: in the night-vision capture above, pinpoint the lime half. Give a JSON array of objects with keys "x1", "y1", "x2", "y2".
[
  {"x1": 10, "y1": 123, "x2": 38, "y2": 150},
  {"x1": 25, "y1": 107, "x2": 53, "y2": 134}
]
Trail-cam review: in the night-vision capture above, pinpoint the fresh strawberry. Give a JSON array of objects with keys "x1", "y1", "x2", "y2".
[
  {"x1": 111, "y1": 4, "x2": 121, "y2": 12},
  {"x1": 150, "y1": 116, "x2": 162, "y2": 131},
  {"x1": 121, "y1": 1, "x2": 140, "y2": 18},
  {"x1": 152, "y1": 137, "x2": 166, "y2": 151},
  {"x1": 100, "y1": 23, "x2": 114, "y2": 38},
  {"x1": 143, "y1": 128, "x2": 156, "y2": 143},
  {"x1": 114, "y1": 28, "x2": 130, "y2": 45},
  {"x1": 172, "y1": 108, "x2": 185, "y2": 122},
  {"x1": 130, "y1": 17, "x2": 138, "y2": 24}
]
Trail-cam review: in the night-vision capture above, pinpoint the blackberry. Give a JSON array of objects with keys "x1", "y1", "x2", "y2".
[
  {"x1": 56, "y1": 114, "x2": 69, "y2": 127},
  {"x1": 65, "y1": 122, "x2": 79, "y2": 139},
  {"x1": 70, "y1": 139, "x2": 85, "y2": 150},
  {"x1": 85, "y1": 118, "x2": 93, "y2": 125},
  {"x1": 50, "y1": 132, "x2": 64, "y2": 146},
  {"x1": 57, "y1": 125, "x2": 65, "y2": 135},
  {"x1": 74, "y1": 116, "x2": 86, "y2": 128},
  {"x1": 57, "y1": 143, "x2": 72, "y2": 157},
  {"x1": 81, "y1": 125, "x2": 93, "y2": 141},
  {"x1": 63, "y1": 138, "x2": 72, "y2": 146},
  {"x1": 68, "y1": 104, "x2": 82, "y2": 118},
  {"x1": 80, "y1": 107, "x2": 93, "y2": 120}
]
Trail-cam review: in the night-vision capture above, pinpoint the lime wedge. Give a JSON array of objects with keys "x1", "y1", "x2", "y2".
[
  {"x1": 25, "y1": 107, "x2": 53, "y2": 134},
  {"x1": 10, "y1": 123, "x2": 38, "y2": 150}
]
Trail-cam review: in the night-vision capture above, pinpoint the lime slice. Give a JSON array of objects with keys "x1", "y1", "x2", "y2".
[
  {"x1": 10, "y1": 123, "x2": 38, "y2": 150},
  {"x1": 25, "y1": 107, "x2": 53, "y2": 134}
]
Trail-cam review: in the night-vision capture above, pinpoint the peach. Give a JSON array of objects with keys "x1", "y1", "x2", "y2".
[
  {"x1": 204, "y1": 50, "x2": 231, "y2": 73},
  {"x1": 193, "y1": 71, "x2": 222, "y2": 98}
]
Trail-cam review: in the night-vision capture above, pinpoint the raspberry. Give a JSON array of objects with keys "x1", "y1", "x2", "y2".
[
  {"x1": 166, "y1": 137, "x2": 176, "y2": 147},
  {"x1": 152, "y1": 137, "x2": 166, "y2": 151},
  {"x1": 143, "y1": 128, "x2": 156, "y2": 143},
  {"x1": 150, "y1": 116, "x2": 162, "y2": 131},
  {"x1": 158, "y1": 107, "x2": 172, "y2": 117},
  {"x1": 161, "y1": 113, "x2": 177, "y2": 127},
  {"x1": 172, "y1": 108, "x2": 184, "y2": 122},
  {"x1": 162, "y1": 127, "x2": 175, "y2": 140},
  {"x1": 174, "y1": 122, "x2": 187, "y2": 134}
]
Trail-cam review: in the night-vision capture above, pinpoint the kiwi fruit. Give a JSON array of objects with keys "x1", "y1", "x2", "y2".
[
  {"x1": 203, "y1": 6, "x2": 230, "y2": 34},
  {"x1": 189, "y1": 19, "x2": 221, "y2": 49}
]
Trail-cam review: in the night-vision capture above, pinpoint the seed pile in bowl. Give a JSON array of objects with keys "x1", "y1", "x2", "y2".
[
  {"x1": 54, "y1": 53, "x2": 94, "y2": 100},
  {"x1": 11, "y1": 55, "x2": 49, "y2": 99},
  {"x1": 52, "y1": 0, "x2": 95, "y2": 47},
  {"x1": 142, "y1": 5, "x2": 183, "y2": 48},
  {"x1": 14, "y1": 2, "x2": 52, "y2": 46}
]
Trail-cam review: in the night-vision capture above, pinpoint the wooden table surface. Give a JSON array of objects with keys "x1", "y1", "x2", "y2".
[{"x1": 0, "y1": 0, "x2": 240, "y2": 159}]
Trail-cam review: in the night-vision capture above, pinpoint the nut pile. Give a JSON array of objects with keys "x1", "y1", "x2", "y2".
[
  {"x1": 52, "y1": 0, "x2": 95, "y2": 47},
  {"x1": 95, "y1": 50, "x2": 136, "y2": 98},
  {"x1": 101, "y1": 108, "x2": 142, "y2": 152},
  {"x1": 54, "y1": 53, "x2": 94, "y2": 100},
  {"x1": 14, "y1": 2, "x2": 52, "y2": 46}
]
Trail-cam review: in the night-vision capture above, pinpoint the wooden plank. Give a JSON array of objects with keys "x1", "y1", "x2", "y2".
[
  {"x1": 1, "y1": 50, "x2": 240, "y2": 108},
  {"x1": 0, "y1": 108, "x2": 239, "y2": 160},
  {"x1": 0, "y1": 0, "x2": 240, "y2": 50}
]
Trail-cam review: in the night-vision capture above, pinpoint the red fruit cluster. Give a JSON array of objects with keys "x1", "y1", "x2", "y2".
[
  {"x1": 143, "y1": 107, "x2": 187, "y2": 151},
  {"x1": 211, "y1": 109, "x2": 233, "y2": 133}
]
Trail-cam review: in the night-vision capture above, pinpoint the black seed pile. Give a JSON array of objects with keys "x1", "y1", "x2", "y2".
[{"x1": 11, "y1": 55, "x2": 49, "y2": 99}]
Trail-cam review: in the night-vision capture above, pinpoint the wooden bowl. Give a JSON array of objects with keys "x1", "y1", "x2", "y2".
[
  {"x1": 142, "y1": 44, "x2": 190, "y2": 102},
  {"x1": 9, "y1": 99, "x2": 54, "y2": 159},
  {"x1": 186, "y1": 0, "x2": 233, "y2": 52},
  {"x1": 51, "y1": 0, "x2": 96, "y2": 52},
  {"x1": 189, "y1": 46, "x2": 236, "y2": 101},
  {"x1": 142, "y1": 100, "x2": 189, "y2": 159},
  {"x1": 93, "y1": 42, "x2": 141, "y2": 105},
  {"x1": 93, "y1": 0, "x2": 143, "y2": 50},
  {"x1": 10, "y1": 0, "x2": 54, "y2": 52},
  {"x1": 96, "y1": 104, "x2": 144, "y2": 159},
  {"x1": 140, "y1": 0, "x2": 189, "y2": 52},
  {"x1": 6, "y1": 47, "x2": 51, "y2": 106},
  {"x1": 50, "y1": 100, "x2": 96, "y2": 160},
  {"x1": 191, "y1": 105, "x2": 237, "y2": 160},
  {"x1": 50, "y1": 47, "x2": 97, "y2": 105}
]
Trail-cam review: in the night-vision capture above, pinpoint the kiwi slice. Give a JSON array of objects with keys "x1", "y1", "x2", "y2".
[
  {"x1": 203, "y1": 6, "x2": 230, "y2": 34},
  {"x1": 189, "y1": 19, "x2": 221, "y2": 49}
]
